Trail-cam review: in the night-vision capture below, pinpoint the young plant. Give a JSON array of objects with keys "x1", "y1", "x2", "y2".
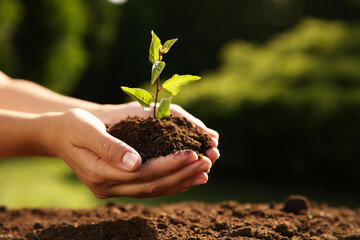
[{"x1": 121, "y1": 31, "x2": 201, "y2": 119}]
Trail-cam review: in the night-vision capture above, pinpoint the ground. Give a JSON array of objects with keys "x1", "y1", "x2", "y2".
[{"x1": 1, "y1": 195, "x2": 359, "y2": 240}]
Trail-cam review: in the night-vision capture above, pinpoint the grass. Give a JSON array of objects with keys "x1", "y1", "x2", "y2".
[{"x1": 0, "y1": 157, "x2": 98, "y2": 208}]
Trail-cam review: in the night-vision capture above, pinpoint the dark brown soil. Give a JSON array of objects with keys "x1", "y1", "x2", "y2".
[
  {"x1": 107, "y1": 116, "x2": 213, "y2": 161},
  {"x1": 1, "y1": 195, "x2": 360, "y2": 240}
]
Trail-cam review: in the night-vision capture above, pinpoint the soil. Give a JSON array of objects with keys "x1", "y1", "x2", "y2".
[
  {"x1": 1, "y1": 195, "x2": 360, "y2": 240},
  {"x1": 107, "y1": 116, "x2": 213, "y2": 162}
]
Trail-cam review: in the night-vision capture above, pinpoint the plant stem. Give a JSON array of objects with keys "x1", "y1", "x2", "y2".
[
  {"x1": 153, "y1": 49, "x2": 163, "y2": 118},
  {"x1": 154, "y1": 76, "x2": 160, "y2": 118}
]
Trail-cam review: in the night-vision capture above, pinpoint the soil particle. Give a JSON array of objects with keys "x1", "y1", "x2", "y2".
[
  {"x1": 26, "y1": 217, "x2": 157, "y2": 240},
  {"x1": 0, "y1": 206, "x2": 8, "y2": 213},
  {"x1": 321, "y1": 234, "x2": 339, "y2": 240},
  {"x1": 229, "y1": 227, "x2": 253, "y2": 237},
  {"x1": 33, "y1": 222, "x2": 44, "y2": 230},
  {"x1": 157, "y1": 223, "x2": 168, "y2": 229},
  {"x1": 107, "y1": 116, "x2": 213, "y2": 161},
  {"x1": 345, "y1": 234, "x2": 360, "y2": 240},
  {"x1": 213, "y1": 222, "x2": 228, "y2": 231},
  {"x1": 275, "y1": 222, "x2": 297, "y2": 237},
  {"x1": 283, "y1": 195, "x2": 310, "y2": 214},
  {"x1": 1, "y1": 196, "x2": 360, "y2": 239}
]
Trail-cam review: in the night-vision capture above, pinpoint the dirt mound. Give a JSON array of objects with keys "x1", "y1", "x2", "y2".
[
  {"x1": 107, "y1": 116, "x2": 213, "y2": 162},
  {"x1": 1, "y1": 196, "x2": 360, "y2": 239}
]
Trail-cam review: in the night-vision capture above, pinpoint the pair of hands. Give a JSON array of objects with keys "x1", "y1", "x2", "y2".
[{"x1": 48, "y1": 102, "x2": 219, "y2": 198}]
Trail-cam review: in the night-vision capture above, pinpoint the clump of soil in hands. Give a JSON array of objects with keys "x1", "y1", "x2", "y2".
[
  {"x1": 107, "y1": 116, "x2": 214, "y2": 161},
  {"x1": 2, "y1": 195, "x2": 360, "y2": 240}
]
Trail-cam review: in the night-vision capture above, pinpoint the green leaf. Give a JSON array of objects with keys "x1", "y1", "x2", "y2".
[
  {"x1": 151, "y1": 61, "x2": 165, "y2": 85},
  {"x1": 163, "y1": 74, "x2": 201, "y2": 96},
  {"x1": 149, "y1": 30, "x2": 162, "y2": 64},
  {"x1": 157, "y1": 97, "x2": 172, "y2": 119},
  {"x1": 121, "y1": 87, "x2": 154, "y2": 110},
  {"x1": 162, "y1": 38, "x2": 178, "y2": 54}
]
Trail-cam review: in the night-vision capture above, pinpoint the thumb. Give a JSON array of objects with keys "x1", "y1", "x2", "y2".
[
  {"x1": 98, "y1": 135, "x2": 142, "y2": 172},
  {"x1": 73, "y1": 109, "x2": 142, "y2": 172}
]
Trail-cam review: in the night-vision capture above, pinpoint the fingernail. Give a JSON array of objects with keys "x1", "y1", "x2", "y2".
[
  {"x1": 208, "y1": 129, "x2": 219, "y2": 139},
  {"x1": 193, "y1": 176, "x2": 207, "y2": 186},
  {"x1": 122, "y1": 152, "x2": 139, "y2": 169},
  {"x1": 199, "y1": 162, "x2": 211, "y2": 173},
  {"x1": 212, "y1": 148, "x2": 220, "y2": 159},
  {"x1": 203, "y1": 167, "x2": 211, "y2": 174},
  {"x1": 212, "y1": 137, "x2": 218, "y2": 147},
  {"x1": 183, "y1": 151, "x2": 198, "y2": 166}
]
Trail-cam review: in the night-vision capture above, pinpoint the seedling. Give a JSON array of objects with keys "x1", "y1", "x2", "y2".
[{"x1": 121, "y1": 31, "x2": 201, "y2": 119}]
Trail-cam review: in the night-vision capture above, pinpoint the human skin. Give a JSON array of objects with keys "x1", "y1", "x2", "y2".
[{"x1": 0, "y1": 71, "x2": 220, "y2": 198}]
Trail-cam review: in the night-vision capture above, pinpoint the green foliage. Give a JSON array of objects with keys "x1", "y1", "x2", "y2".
[
  {"x1": 122, "y1": 31, "x2": 200, "y2": 119},
  {"x1": 121, "y1": 87, "x2": 154, "y2": 109},
  {"x1": 149, "y1": 30, "x2": 162, "y2": 64},
  {"x1": 162, "y1": 38, "x2": 178, "y2": 54},
  {"x1": 35, "y1": 0, "x2": 89, "y2": 94},
  {"x1": 0, "y1": 0, "x2": 123, "y2": 95},
  {"x1": 0, "y1": 0, "x2": 22, "y2": 74},
  {"x1": 157, "y1": 97, "x2": 172, "y2": 120},
  {"x1": 151, "y1": 61, "x2": 165, "y2": 84},
  {"x1": 174, "y1": 18, "x2": 360, "y2": 183},
  {"x1": 0, "y1": 157, "x2": 98, "y2": 208},
  {"x1": 163, "y1": 74, "x2": 201, "y2": 96},
  {"x1": 177, "y1": 18, "x2": 360, "y2": 114}
]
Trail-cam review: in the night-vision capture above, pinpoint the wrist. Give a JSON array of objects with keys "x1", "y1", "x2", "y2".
[
  {"x1": 0, "y1": 110, "x2": 61, "y2": 157},
  {"x1": 33, "y1": 112, "x2": 63, "y2": 157}
]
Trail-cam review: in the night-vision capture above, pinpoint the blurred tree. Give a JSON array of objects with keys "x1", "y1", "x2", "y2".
[
  {"x1": 73, "y1": 0, "x2": 360, "y2": 103},
  {"x1": 0, "y1": 0, "x2": 22, "y2": 74},
  {"x1": 71, "y1": 0, "x2": 123, "y2": 100},
  {"x1": 175, "y1": 18, "x2": 360, "y2": 186},
  {"x1": 0, "y1": 0, "x2": 123, "y2": 95},
  {"x1": 15, "y1": 0, "x2": 89, "y2": 94},
  {"x1": 74, "y1": 0, "x2": 296, "y2": 103},
  {"x1": 1, "y1": 0, "x2": 359, "y2": 99}
]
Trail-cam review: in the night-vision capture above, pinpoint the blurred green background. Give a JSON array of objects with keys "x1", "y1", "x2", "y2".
[{"x1": 1, "y1": 0, "x2": 360, "y2": 208}]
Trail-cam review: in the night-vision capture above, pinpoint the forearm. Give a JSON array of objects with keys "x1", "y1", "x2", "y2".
[
  {"x1": 0, "y1": 109, "x2": 56, "y2": 157},
  {"x1": 0, "y1": 74, "x2": 99, "y2": 113}
]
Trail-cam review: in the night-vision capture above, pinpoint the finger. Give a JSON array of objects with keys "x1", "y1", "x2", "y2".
[
  {"x1": 170, "y1": 105, "x2": 219, "y2": 139},
  {"x1": 69, "y1": 109, "x2": 142, "y2": 172},
  {"x1": 134, "y1": 151, "x2": 199, "y2": 183},
  {"x1": 88, "y1": 132, "x2": 142, "y2": 172},
  {"x1": 70, "y1": 147, "x2": 200, "y2": 185},
  {"x1": 164, "y1": 172, "x2": 209, "y2": 196},
  {"x1": 141, "y1": 156, "x2": 211, "y2": 198},
  {"x1": 66, "y1": 144, "x2": 132, "y2": 186},
  {"x1": 205, "y1": 148, "x2": 220, "y2": 164},
  {"x1": 105, "y1": 150, "x2": 199, "y2": 183},
  {"x1": 212, "y1": 137, "x2": 218, "y2": 147},
  {"x1": 99, "y1": 136, "x2": 142, "y2": 172},
  {"x1": 62, "y1": 146, "x2": 118, "y2": 199},
  {"x1": 76, "y1": 108, "x2": 141, "y2": 171},
  {"x1": 107, "y1": 156, "x2": 212, "y2": 198}
]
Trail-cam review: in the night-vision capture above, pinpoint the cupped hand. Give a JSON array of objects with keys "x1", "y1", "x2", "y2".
[
  {"x1": 45, "y1": 108, "x2": 212, "y2": 198},
  {"x1": 90, "y1": 102, "x2": 220, "y2": 164}
]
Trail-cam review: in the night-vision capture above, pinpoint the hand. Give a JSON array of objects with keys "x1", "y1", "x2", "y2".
[
  {"x1": 44, "y1": 108, "x2": 212, "y2": 198},
  {"x1": 90, "y1": 102, "x2": 220, "y2": 164}
]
